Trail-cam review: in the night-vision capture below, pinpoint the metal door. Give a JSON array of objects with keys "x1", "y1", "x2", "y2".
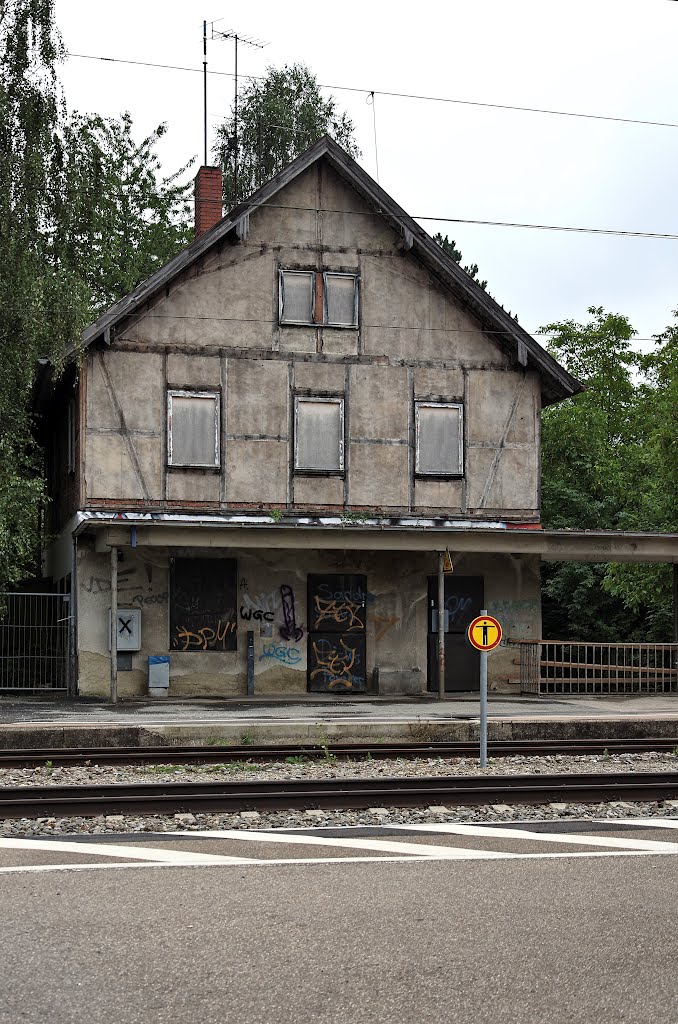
[
  {"x1": 307, "y1": 574, "x2": 367, "y2": 692},
  {"x1": 427, "y1": 576, "x2": 484, "y2": 692}
]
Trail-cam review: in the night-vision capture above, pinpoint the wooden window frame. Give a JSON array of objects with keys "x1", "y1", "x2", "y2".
[
  {"x1": 279, "y1": 268, "x2": 359, "y2": 328},
  {"x1": 414, "y1": 401, "x2": 464, "y2": 479},
  {"x1": 294, "y1": 394, "x2": 345, "y2": 476},
  {"x1": 167, "y1": 388, "x2": 221, "y2": 470}
]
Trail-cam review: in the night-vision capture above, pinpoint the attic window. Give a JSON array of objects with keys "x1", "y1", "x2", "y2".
[
  {"x1": 279, "y1": 271, "x2": 315, "y2": 324},
  {"x1": 167, "y1": 390, "x2": 220, "y2": 468},
  {"x1": 279, "y1": 269, "x2": 358, "y2": 327},
  {"x1": 324, "y1": 273, "x2": 358, "y2": 327},
  {"x1": 415, "y1": 402, "x2": 464, "y2": 477}
]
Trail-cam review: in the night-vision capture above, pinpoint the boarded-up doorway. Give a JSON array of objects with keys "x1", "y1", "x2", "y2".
[
  {"x1": 427, "y1": 575, "x2": 484, "y2": 692},
  {"x1": 307, "y1": 574, "x2": 367, "y2": 692}
]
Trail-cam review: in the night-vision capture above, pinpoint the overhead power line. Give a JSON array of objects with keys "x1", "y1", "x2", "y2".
[
  {"x1": 200, "y1": 200, "x2": 678, "y2": 241},
  {"x1": 65, "y1": 52, "x2": 678, "y2": 131}
]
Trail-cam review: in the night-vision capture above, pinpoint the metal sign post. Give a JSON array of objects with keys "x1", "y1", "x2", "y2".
[{"x1": 467, "y1": 611, "x2": 503, "y2": 768}]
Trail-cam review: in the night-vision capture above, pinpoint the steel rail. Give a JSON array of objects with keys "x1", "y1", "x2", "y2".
[
  {"x1": 2, "y1": 771, "x2": 678, "y2": 819},
  {"x1": 1, "y1": 738, "x2": 677, "y2": 768}
]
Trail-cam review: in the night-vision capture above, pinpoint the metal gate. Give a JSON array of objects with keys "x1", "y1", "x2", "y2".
[
  {"x1": 307, "y1": 574, "x2": 367, "y2": 692},
  {"x1": 0, "y1": 593, "x2": 73, "y2": 692}
]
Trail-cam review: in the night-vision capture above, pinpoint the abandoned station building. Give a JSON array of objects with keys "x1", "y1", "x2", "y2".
[{"x1": 38, "y1": 135, "x2": 604, "y2": 698}]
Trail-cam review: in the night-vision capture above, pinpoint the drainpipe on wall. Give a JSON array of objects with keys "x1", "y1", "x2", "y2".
[{"x1": 110, "y1": 546, "x2": 118, "y2": 705}]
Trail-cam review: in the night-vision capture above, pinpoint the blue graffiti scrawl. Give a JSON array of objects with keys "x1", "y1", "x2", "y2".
[
  {"x1": 279, "y1": 584, "x2": 304, "y2": 642},
  {"x1": 259, "y1": 642, "x2": 302, "y2": 666}
]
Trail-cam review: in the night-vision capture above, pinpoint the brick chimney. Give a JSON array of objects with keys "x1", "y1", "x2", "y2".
[{"x1": 194, "y1": 166, "x2": 223, "y2": 238}]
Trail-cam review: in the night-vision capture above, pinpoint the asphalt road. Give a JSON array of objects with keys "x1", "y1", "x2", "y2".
[{"x1": 1, "y1": 822, "x2": 677, "y2": 1023}]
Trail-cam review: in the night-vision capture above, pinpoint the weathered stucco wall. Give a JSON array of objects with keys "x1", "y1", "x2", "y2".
[
  {"x1": 81, "y1": 158, "x2": 541, "y2": 520},
  {"x1": 76, "y1": 539, "x2": 540, "y2": 698}
]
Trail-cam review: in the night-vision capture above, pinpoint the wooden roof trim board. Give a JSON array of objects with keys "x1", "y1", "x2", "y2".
[{"x1": 77, "y1": 135, "x2": 583, "y2": 406}]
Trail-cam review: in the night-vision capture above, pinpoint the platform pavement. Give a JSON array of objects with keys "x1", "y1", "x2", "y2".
[{"x1": 1, "y1": 692, "x2": 678, "y2": 748}]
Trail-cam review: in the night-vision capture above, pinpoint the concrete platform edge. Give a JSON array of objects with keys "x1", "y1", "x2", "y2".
[{"x1": 2, "y1": 717, "x2": 678, "y2": 749}]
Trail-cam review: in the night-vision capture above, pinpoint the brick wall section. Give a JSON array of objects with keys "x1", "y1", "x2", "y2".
[{"x1": 194, "y1": 166, "x2": 223, "y2": 237}]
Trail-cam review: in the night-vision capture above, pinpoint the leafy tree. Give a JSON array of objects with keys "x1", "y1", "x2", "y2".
[
  {"x1": 539, "y1": 307, "x2": 674, "y2": 640},
  {"x1": 0, "y1": 2, "x2": 194, "y2": 591},
  {"x1": 59, "y1": 112, "x2": 193, "y2": 316},
  {"x1": 213, "y1": 63, "x2": 359, "y2": 208},
  {"x1": 0, "y1": 0, "x2": 84, "y2": 591},
  {"x1": 433, "y1": 233, "x2": 488, "y2": 291}
]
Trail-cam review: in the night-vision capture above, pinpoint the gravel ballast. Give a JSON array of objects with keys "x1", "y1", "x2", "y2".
[{"x1": 2, "y1": 750, "x2": 678, "y2": 837}]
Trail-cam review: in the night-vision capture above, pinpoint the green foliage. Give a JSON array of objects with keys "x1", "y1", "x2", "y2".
[
  {"x1": 433, "y1": 233, "x2": 488, "y2": 291},
  {"x1": 0, "y1": 4, "x2": 193, "y2": 591},
  {"x1": 213, "y1": 63, "x2": 359, "y2": 208},
  {"x1": 59, "y1": 112, "x2": 193, "y2": 316},
  {"x1": 540, "y1": 307, "x2": 675, "y2": 640},
  {"x1": 0, "y1": 1, "x2": 81, "y2": 590}
]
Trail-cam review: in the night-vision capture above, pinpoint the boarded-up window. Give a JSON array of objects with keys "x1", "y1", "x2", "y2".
[
  {"x1": 168, "y1": 390, "x2": 220, "y2": 467},
  {"x1": 415, "y1": 402, "x2": 463, "y2": 476},
  {"x1": 170, "y1": 557, "x2": 237, "y2": 652},
  {"x1": 324, "y1": 273, "x2": 358, "y2": 326},
  {"x1": 295, "y1": 397, "x2": 344, "y2": 473},
  {"x1": 279, "y1": 270, "x2": 314, "y2": 324}
]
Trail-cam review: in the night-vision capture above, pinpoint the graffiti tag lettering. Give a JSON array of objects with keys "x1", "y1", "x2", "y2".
[
  {"x1": 240, "y1": 607, "x2": 274, "y2": 622},
  {"x1": 310, "y1": 638, "x2": 363, "y2": 689},
  {"x1": 131, "y1": 592, "x2": 168, "y2": 607},
  {"x1": 280, "y1": 584, "x2": 303, "y2": 642},
  {"x1": 258, "y1": 642, "x2": 302, "y2": 666},
  {"x1": 374, "y1": 614, "x2": 399, "y2": 641},
  {"x1": 313, "y1": 597, "x2": 365, "y2": 632},
  {"x1": 172, "y1": 620, "x2": 237, "y2": 651},
  {"x1": 316, "y1": 583, "x2": 374, "y2": 604}
]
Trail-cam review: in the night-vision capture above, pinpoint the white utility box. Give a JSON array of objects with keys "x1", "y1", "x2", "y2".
[{"x1": 148, "y1": 656, "x2": 170, "y2": 698}]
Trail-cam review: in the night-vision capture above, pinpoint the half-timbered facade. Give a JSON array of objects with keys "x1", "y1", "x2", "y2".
[{"x1": 39, "y1": 136, "x2": 583, "y2": 697}]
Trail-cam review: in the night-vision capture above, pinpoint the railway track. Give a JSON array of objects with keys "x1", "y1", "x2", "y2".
[
  {"x1": 2, "y1": 770, "x2": 678, "y2": 819},
  {"x1": 1, "y1": 737, "x2": 677, "y2": 768}
]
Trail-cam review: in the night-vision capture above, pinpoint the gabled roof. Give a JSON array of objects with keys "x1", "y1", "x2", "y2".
[{"x1": 80, "y1": 135, "x2": 582, "y2": 406}]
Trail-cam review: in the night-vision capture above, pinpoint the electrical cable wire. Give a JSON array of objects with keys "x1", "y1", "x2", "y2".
[
  {"x1": 192, "y1": 199, "x2": 678, "y2": 241},
  {"x1": 65, "y1": 51, "x2": 678, "y2": 132}
]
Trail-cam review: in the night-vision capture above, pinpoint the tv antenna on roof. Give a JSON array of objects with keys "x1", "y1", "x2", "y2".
[{"x1": 203, "y1": 21, "x2": 268, "y2": 201}]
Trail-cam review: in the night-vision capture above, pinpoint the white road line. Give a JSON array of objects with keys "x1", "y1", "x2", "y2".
[
  {"x1": 387, "y1": 822, "x2": 678, "y2": 852},
  {"x1": 164, "y1": 828, "x2": 508, "y2": 859},
  {"x1": 0, "y1": 836, "x2": 251, "y2": 865},
  {"x1": 614, "y1": 818, "x2": 678, "y2": 830},
  {"x1": 0, "y1": 855, "x2": 430, "y2": 874},
  {"x1": 2, "y1": 849, "x2": 678, "y2": 875}
]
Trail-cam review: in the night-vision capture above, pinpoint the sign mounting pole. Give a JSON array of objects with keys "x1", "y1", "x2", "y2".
[
  {"x1": 467, "y1": 612, "x2": 503, "y2": 767},
  {"x1": 479, "y1": 608, "x2": 488, "y2": 768}
]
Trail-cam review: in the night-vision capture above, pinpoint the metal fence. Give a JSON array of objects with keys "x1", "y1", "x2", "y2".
[
  {"x1": 511, "y1": 640, "x2": 678, "y2": 696},
  {"x1": 0, "y1": 593, "x2": 73, "y2": 692}
]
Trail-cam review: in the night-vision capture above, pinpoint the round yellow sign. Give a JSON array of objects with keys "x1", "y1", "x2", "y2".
[{"x1": 467, "y1": 615, "x2": 502, "y2": 651}]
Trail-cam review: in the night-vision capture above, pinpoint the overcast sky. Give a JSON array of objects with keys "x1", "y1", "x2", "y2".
[{"x1": 55, "y1": 0, "x2": 678, "y2": 348}]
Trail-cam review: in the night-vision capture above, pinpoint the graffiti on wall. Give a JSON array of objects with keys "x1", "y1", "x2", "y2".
[
  {"x1": 313, "y1": 597, "x2": 365, "y2": 632},
  {"x1": 240, "y1": 606, "x2": 274, "y2": 622},
  {"x1": 374, "y1": 614, "x2": 399, "y2": 641},
  {"x1": 309, "y1": 637, "x2": 365, "y2": 690},
  {"x1": 172, "y1": 618, "x2": 238, "y2": 651},
  {"x1": 279, "y1": 584, "x2": 303, "y2": 642},
  {"x1": 259, "y1": 641, "x2": 302, "y2": 666}
]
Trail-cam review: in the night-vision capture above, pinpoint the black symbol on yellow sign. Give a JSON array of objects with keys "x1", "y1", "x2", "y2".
[{"x1": 467, "y1": 615, "x2": 502, "y2": 651}]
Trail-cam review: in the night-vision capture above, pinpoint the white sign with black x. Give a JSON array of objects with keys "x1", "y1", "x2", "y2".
[{"x1": 108, "y1": 608, "x2": 142, "y2": 651}]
